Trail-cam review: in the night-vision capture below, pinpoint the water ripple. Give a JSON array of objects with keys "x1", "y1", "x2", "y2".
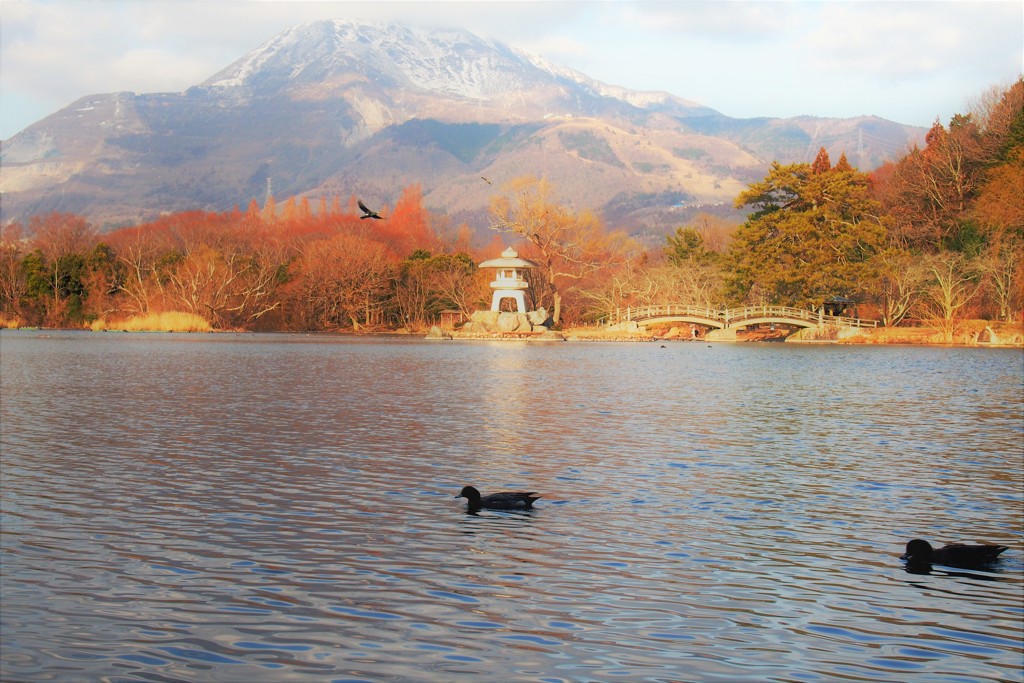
[{"x1": 1, "y1": 332, "x2": 1021, "y2": 682}]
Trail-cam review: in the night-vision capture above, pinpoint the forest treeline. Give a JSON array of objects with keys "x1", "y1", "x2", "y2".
[{"x1": 1, "y1": 80, "x2": 1021, "y2": 339}]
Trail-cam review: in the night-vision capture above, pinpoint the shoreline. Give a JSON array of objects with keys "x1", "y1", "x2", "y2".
[{"x1": 4, "y1": 324, "x2": 1023, "y2": 349}]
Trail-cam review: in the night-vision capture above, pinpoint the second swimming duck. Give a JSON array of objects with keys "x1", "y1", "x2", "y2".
[{"x1": 901, "y1": 539, "x2": 1008, "y2": 568}]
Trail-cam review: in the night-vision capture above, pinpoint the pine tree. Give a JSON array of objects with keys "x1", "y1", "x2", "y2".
[
  {"x1": 726, "y1": 161, "x2": 886, "y2": 306},
  {"x1": 811, "y1": 147, "x2": 831, "y2": 174}
]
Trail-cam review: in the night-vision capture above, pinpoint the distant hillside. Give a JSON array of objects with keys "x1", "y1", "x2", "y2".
[{"x1": 0, "y1": 19, "x2": 924, "y2": 235}]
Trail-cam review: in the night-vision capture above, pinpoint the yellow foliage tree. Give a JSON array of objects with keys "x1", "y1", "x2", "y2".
[{"x1": 488, "y1": 175, "x2": 615, "y2": 324}]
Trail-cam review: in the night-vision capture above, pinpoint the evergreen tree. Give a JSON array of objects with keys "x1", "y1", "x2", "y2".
[
  {"x1": 811, "y1": 147, "x2": 831, "y2": 174},
  {"x1": 834, "y1": 152, "x2": 854, "y2": 172},
  {"x1": 726, "y1": 160, "x2": 886, "y2": 307}
]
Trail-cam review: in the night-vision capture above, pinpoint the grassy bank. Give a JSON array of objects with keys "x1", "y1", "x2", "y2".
[
  {"x1": 89, "y1": 312, "x2": 212, "y2": 333},
  {"x1": 561, "y1": 319, "x2": 1024, "y2": 347}
]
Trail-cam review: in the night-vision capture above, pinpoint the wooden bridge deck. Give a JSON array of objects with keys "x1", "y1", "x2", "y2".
[{"x1": 598, "y1": 304, "x2": 878, "y2": 330}]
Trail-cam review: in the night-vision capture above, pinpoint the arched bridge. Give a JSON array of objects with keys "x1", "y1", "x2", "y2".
[{"x1": 598, "y1": 304, "x2": 878, "y2": 331}]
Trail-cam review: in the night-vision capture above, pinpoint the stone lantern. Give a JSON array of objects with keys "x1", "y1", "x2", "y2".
[{"x1": 478, "y1": 247, "x2": 537, "y2": 313}]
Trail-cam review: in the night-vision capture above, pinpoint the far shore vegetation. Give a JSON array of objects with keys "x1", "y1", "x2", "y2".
[
  {"x1": 2, "y1": 80, "x2": 1022, "y2": 347},
  {"x1": 87, "y1": 311, "x2": 212, "y2": 333}
]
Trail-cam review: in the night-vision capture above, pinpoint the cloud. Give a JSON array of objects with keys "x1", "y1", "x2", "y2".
[
  {"x1": 615, "y1": 1, "x2": 795, "y2": 40},
  {"x1": 804, "y1": 2, "x2": 1020, "y2": 81},
  {"x1": 0, "y1": 0, "x2": 595, "y2": 136},
  {"x1": 108, "y1": 48, "x2": 217, "y2": 94},
  {"x1": 1, "y1": 0, "x2": 1021, "y2": 138}
]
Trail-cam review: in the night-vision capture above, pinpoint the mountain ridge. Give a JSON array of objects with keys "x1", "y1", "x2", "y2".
[{"x1": 0, "y1": 19, "x2": 924, "y2": 233}]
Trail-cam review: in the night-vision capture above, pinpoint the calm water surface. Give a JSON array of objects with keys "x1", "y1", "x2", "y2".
[{"x1": 1, "y1": 330, "x2": 1022, "y2": 682}]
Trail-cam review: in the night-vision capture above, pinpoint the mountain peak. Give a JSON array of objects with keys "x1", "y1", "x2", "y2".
[
  {"x1": 204, "y1": 19, "x2": 525, "y2": 100},
  {"x1": 1, "y1": 18, "x2": 924, "y2": 231},
  {"x1": 199, "y1": 19, "x2": 713, "y2": 120}
]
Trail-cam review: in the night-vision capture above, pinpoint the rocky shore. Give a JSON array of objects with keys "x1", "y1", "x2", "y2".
[{"x1": 426, "y1": 319, "x2": 1024, "y2": 347}]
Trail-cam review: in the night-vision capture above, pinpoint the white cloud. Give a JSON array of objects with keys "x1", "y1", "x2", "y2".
[
  {"x1": 108, "y1": 48, "x2": 216, "y2": 94},
  {"x1": 615, "y1": 1, "x2": 794, "y2": 41},
  {"x1": 1, "y1": 0, "x2": 1021, "y2": 138},
  {"x1": 805, "y1": 2, "x2": 1021, "y2": 80}
]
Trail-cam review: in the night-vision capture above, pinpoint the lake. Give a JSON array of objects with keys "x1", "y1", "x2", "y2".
[{"x1": 1, "y1": 330, "x2": 1022, "y2": 682}]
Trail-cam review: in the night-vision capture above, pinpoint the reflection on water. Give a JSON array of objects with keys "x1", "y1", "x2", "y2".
[{"x1": 2, "y1": 330, "x2": 1022, "y2": 682}]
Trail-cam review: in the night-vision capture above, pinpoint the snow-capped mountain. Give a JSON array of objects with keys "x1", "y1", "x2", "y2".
[
  {"x1": 203, "y1": 21, "x2": 707, "y2": 112},
  {"x1": 0, "y1": 19, "x2": 922, "y2": 232},
  {"x1": 207, "y1": 20, "x2": 555, "y2": 99}
]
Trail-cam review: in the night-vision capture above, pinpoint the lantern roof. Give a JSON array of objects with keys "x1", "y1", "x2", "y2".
[{"x1": 478, "y1": 247, "x2": 538, "y2": 269}]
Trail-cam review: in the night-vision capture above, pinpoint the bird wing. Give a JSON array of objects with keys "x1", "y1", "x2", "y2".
[
  {"x1": 358, "y1": 199, "x2": 371, "y2": 214},
  {"x1": 481, "y1": 491, "x2": 538, "y2": 505},
  {"x1": 945, "y1": 543, "x2": 1008, "y2": 559}
]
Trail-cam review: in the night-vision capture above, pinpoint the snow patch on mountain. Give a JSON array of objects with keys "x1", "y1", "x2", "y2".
[{"x1": 202, "y1": 18, "x2": 710, "y2": 116}]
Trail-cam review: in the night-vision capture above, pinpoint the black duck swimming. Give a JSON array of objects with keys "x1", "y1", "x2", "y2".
[
  {"x1": 901, "y1": 539, "x2": 1008, "y2": 568},
  {"x1": 457, "y1": 485, "x2": 540, "y2": 511}
]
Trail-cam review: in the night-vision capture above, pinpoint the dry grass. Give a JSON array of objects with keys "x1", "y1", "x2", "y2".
[
  {"x1": 0, "y1": 316, "x2": 25, "y2": 329},
  {"x1": 564, "y1": 319, "x2": 1024, "y2": 347},
  {"x1": 843, "y1": 320, "x2": 1024, "y2": 346},
  {"x1": 90, "y1": 311, "x2": 212, "y2": 333}
]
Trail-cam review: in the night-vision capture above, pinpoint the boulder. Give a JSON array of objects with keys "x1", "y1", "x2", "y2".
[
  {"x1": 462, "y1": 308, "x2": 551, "y2": 334},
  {"x1": 496, "y1": 312, "x2": 528, "y2": 332},
  {"x1": 471, "y1": 310, "x2": 500, "y2": 329},
  {"x1": 425, "y1": 325, "x2": 452, "y2": 340},
  {"x1": 527, "y1": 308, "x2": 551, "y2": 327}
]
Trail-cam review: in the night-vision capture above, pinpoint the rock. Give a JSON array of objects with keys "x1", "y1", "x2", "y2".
[
  {"x1": 527, "y1": 308, "x2": 551, "y2": 327},
  {"x1": 470, "y1": 310, "x2": 500, "y2": 329},
  {"x1": 706, "y1": 328, "x2": 737, "y2": 342},
  {"x1": 496, "y1": 311, "x2": 526, "y2": 333},
  {"x1": 461, "y1": 308, "x2": 554, "y2": 335},
  {"x1": 425, "y1": 325, "x2": 452, "y2": 340},
  {"x1": 608, "y1": 320, "x2": 640, "y2": 333}
]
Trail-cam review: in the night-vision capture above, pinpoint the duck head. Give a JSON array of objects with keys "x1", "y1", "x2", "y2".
[
  {"x1": 456, "y1": 486, "x2": 481, "y2": 503},
  {"x1": 901, "y1": 539, "x2": 933, "y2": 562}
]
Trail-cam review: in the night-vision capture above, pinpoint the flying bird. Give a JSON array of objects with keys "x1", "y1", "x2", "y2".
[
  {"x1": 358, "y1": 200, "x2": 383, "y2": 220},
  {"x1": 481, "y1": 176, "x2": 492, "y2": 185}
]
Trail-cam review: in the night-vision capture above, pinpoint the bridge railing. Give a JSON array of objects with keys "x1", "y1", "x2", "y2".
[
  {"x1": 597, "y1": 304, "x2": 724, "y2": 327},
  {"x1": 596, "y1": 304, "x2": 878, "y2": 329},
  {"x1": 828, "y1": 315, "x2": 878, "y2": 328},
  {"x1": 726, "y1": 305, "x2": 813, "y2": 324},
  {"x1": 726, "y1": 305, "x2": 877, "y2": 328}
]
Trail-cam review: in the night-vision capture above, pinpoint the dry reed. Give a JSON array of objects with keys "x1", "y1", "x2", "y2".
[{"x1": 90, "y1": 312, "x2": 212, "y2": 332}]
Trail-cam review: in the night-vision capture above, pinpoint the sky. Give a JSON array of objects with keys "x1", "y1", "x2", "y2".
[{"x1": 1, "y1": 0, "x2": 1022, "y2": 140}]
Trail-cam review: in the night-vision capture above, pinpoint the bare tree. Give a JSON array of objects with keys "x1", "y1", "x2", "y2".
[
  {"x1": 872, "y1": 250, "x2": 930, "y2": 327},
  {"x1": 489, "y1": 176, "x2": 618, "y2": 324},
  {"x1": 0, "y1": 222, "x2": 29, "y2": 320},
  {"x1": 979, "y1": 237, "x2": 1024, "y2": 322},
  {"x1": 393, "y1": 255, "x2": 432, "y2": 329},
  {"x1": 921, "y1": 252, "x2": 983, "y2": 342},
  {"x1": 579, "y1": 247, "x2": 657, "y2": 317},
  {"x1": 430, "y1": 254, "x2": 487, "y2": 317},
  {"x1": 162, "y1": 233, "x2": 283, "y2": 329},
  {"x1": 29, "y1": 212, "x2": 97, "y2": 261},
  {"x1": 296, "y1": 233, "x2": 394, "y2": 330}
]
